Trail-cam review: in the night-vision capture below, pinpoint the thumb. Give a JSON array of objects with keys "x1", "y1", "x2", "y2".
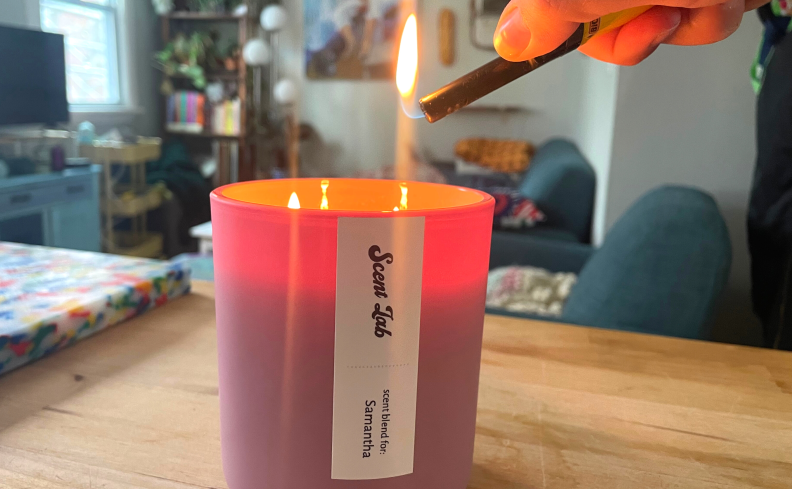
[{"x1": 494, "y1": 1, "x2": 579, "y2": 61}]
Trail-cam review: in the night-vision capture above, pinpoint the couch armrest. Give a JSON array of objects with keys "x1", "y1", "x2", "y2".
[
  {"x1": 561, "y1": 186, "x2": 731, "y2": 340},
  {"x1": 489, "y1": 231, "x2": 595, "y2": 274}
]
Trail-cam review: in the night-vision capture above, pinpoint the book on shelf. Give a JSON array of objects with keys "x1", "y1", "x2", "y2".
[
  {"x1": 166, "y1": 90, "x2": 206, "y2": 133},
  {"x1": 211, "y1": 98, "x2": 241, "y2": 136},
  {"x1": 165, "y1": 91, "x2": 241, "y2": 137},
  {"x1": 166, "y1": 90, "x2": 205, "y2": 133}
]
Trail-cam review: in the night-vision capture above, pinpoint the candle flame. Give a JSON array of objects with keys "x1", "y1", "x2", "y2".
[
  {"x1": 396, "y1": 14, "x2": 418, "y2": 98},
  {"x1": 399, "y1": 182, "x2": 408, "y2": 210},
  {"x1": 393, "y1": 206, "x2": 399, "y2": 212},
  {"x1": 320, "y1": 179, "x2": 329, "y2": 210},
  {"x1": 288, "y1": 192, "x2": 300, "y2": 209}
]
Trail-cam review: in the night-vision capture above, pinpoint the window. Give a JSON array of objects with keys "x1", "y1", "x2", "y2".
[{"x1": 40, "y1": 0, "x2": 121, "y2": 106}]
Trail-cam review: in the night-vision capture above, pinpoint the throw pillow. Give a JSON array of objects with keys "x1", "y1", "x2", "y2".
[
  {"x1": 487, "y1": 187, "x2": 546, "y2": 229},
  {"x1": 486, "y1": 266, "x2": 577, "y2": 317}
]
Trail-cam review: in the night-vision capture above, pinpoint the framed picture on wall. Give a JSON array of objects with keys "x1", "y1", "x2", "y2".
[{"x1": 304, "y1": 0, "x2": 404, "y2": 79}]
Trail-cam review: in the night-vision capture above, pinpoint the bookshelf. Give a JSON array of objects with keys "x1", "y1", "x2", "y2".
[
  {"x1": 165, "y1": 12, "x2": 245, "y2": 20},
  {"x1": 165, "y1": 129, "x2": 242, "y2": 139},
  {"x1": 169, "y1": 70, "x2": 240, "y2": 81},
  {"x1": 159, "y1": 4, "x2": 255, "y2": 184}
]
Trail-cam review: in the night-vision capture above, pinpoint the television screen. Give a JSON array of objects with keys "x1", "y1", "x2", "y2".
[{"x1": 0, "y1": 25, "x2": 69, "y2": 126}]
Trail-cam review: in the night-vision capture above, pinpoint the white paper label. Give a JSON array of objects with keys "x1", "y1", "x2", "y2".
[{"x1": 332, "y1": 216, "x2": 425, "y2": 480}]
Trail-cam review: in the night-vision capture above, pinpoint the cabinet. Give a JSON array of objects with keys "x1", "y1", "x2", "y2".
[{"x1": 0, "y1": 166, "x2": 101, "y2": 251}]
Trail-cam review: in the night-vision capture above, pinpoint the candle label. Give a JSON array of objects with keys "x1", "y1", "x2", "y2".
[{"x1": 332, "y1": 216, "x2": 425, "y2": 480}]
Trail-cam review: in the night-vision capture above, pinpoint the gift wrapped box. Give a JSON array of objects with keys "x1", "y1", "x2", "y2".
[{"x1": 0, "y1": 242, "x2": 191, "y2": 376}]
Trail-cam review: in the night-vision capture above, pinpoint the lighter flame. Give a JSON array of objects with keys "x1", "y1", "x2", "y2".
[
  {"x1": 288, "y1": 192, "x2": 300, "y2": 209},
  {"x1": 399, "y1": 182, "x2": 408, "y2": 210},
  {"x1": 396, "y1": 14, "x2": 418, "y2": 97},
  {"x1": 320, "y1": 179, "x2": 329, "y2": 210}
]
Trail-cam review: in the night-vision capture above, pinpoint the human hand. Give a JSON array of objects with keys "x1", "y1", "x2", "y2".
[{"x1": 493, "y1": 0, "x2": 770, "y2": 65}]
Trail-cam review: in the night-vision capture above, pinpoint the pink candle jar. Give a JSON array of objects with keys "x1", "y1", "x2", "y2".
[{"x1": 210, "y1": 179, "x2": 494, "y2": 489}]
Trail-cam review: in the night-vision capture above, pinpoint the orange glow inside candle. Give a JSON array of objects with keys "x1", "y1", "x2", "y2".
[{"x1": 221, "y1": 179, "x2": 487, "y2": 212}]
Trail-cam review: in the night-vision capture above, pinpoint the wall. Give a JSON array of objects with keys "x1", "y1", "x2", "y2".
[
  {"x1": 0, "y1": 0, "x2": 38, "y2": 27},
  {"x1": 605, "y1": 16, "x2": 764, "y2": 345},
  {"x1": 119, "y1": 0, "x2": 159, "y2": 137},
  {"x1": 0, "y1": 0, "x2": 159, "y2": 137},
  {"x1": 281, "y1": 0, "x2": 595, "y2": 177},
  {"x1": 413, "y1": 1, "x2": 589, "y2": 163},
  {"x1": 280, "y1": 0, "x2": 626, "y2": 243},
  {"x1": 283, "y1": 1, "x2": 763, "y2": 341},
  {"x1": 280, "y1": 0, "x2": 398, "y2": 176},
  {"x1": 576, "y1": 58, "x2": 620, "y2": 245}
]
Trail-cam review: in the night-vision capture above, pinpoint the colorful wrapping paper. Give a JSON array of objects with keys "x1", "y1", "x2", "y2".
[{"x1": 0, "y1": 242, "x2": 191, "y2": 376}]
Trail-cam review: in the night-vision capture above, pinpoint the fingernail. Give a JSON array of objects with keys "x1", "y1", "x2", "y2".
[
  {"x1": 653, "y1": 25, "x2": 677, "y2": 45},
  {"x1": 494, "y1": 8, "x2": 531, "y2": 59},
  {"x1": 654, "y1": 8, "x2": 682, "y2": 44}
]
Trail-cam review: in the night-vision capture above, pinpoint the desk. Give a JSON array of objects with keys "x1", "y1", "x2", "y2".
[{"x1": 0, "y1": 282, "x2": 790, "y2": 488}]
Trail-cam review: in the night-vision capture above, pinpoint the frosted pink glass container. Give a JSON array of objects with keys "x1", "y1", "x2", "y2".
[{"x1": 210, "y1": 179, "x2": 494, "y2": 489}]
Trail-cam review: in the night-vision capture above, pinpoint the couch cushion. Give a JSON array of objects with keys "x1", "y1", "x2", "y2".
[
  {"x1": 489, "y1": 231, "x2": 594, "y2": 273},
  {"x1": 506, "y1": 226, "x2": 580, "y2": 242},
  {"x1": 487, "y1": 266, "x2": 577, "y2": 317},
  {"x1": 488, "y1": 187, "x2": 546, "y2": 229}
]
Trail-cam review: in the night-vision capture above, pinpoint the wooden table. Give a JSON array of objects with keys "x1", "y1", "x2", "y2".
[{"x1": 1, "y1": 282, "x2": 790, "y2": 488}]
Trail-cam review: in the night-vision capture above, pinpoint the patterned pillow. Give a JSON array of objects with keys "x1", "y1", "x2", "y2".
[
  {"x1": 487, "y1": 266, "x2": 577, "y2": 317},
  {"x1": 487, "y1": 187, "x2": 546, "y2": 229}
]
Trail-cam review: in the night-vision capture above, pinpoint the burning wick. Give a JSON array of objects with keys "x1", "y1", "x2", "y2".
[
  {"x1": 399, "y1": 183, "x2": 408, "y2": 210},
  {"x1": 396, "y1": 14, "x2": 423, "y2": 119},
  {"x1": 320, "y1": 179, "x2": 329, "y2": 210},
  {"x1": 288, "y1": 192, "x2": 300, "y2": 209}
]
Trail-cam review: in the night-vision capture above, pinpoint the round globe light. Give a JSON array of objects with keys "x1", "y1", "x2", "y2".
[
  {"x1": 273, "y1": 79, "x2": 297, "y2": 105},
  {"x1": 242, "y1": 38, "x2": 271, "y2": 66},
  {"x1": 260, "y1": 4, "x2": 288, "y2": 32}
]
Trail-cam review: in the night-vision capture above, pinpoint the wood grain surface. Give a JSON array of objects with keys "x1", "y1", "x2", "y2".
[{"x1": 0, "y1": 281, "x2": 790, "y2": 488}]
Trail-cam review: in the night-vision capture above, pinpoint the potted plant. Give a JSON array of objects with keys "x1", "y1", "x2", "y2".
[{"x1": 154, "y1": 31, "x2": 223, "y2": 93}]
